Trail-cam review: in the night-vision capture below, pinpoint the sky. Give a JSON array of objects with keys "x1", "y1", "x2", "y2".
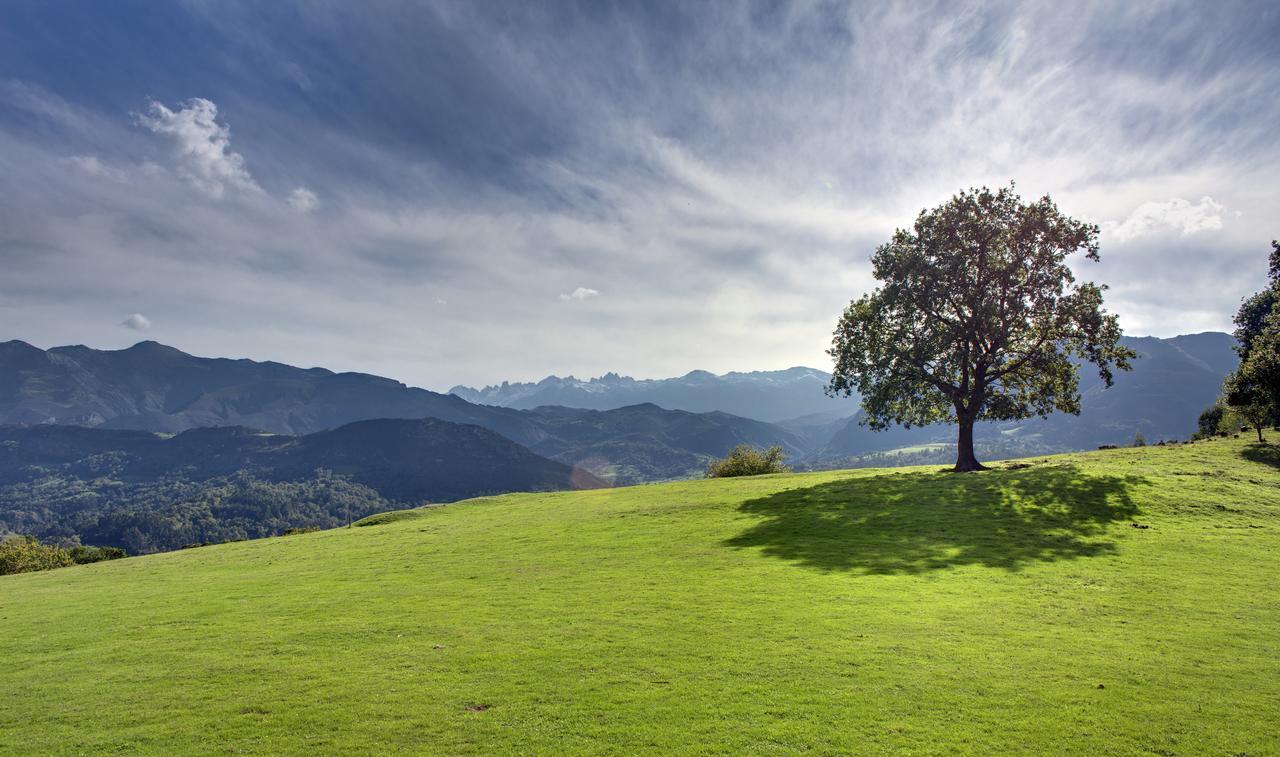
[{"x1": 1, "y1": 1, "x2": 1278, "y2": 391}]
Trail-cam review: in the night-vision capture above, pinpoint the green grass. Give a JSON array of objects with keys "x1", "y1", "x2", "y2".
[{"x1": 2, "y1": 437, "x2": 1279, "y2": 754}]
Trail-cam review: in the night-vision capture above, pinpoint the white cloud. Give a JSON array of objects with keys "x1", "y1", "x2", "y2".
[
  {"x1": 120, "y1": 313, "x2": 152, "y2": 331},
  {"x1": 559, "y1": 287, "x2": 600, "y2": 301},
  {"x1": 1108, "y1": 197, "x2": 1226, "y2": 243},
  {"x1": 136, "y1": 98, "x2": 261, "y2": 198},
  {"x1": 287, "y1": 187, "x2": 319, "y2": 213}
]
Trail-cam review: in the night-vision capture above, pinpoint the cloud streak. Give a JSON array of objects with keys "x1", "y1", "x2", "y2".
[
  {"x1": 559, "y1": 287, "x2": 599, "y2": 301},
  {"x1": 287, "y1": 187, "x2": 318, "y2": 213}
]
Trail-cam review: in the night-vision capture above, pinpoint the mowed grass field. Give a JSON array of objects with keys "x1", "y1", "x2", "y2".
[{"x1": 2, "y1": 437, "x2": 1279, "y2": 754}]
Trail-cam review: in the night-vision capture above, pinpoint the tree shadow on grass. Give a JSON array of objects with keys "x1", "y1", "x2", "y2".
[
  {"x1": 724, "y1": 464, "x2": 1146, "y2": 574},
  {"x1": 1241, "y1": 442, "x2": 1280, "y2": 470}
]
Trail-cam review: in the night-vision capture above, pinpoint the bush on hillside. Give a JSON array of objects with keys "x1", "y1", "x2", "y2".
[
  {"x1": 706, "y1": 445, "x2": 789, "y2": 478},
  {"x1": 0, "y1": 536, "x2": 75, "y2": 576},
  {"x1": 1132, "y1": 432, "x2": 1146, "y2": 448},
  {"x1": 67, "y1": 545, "x2": 127, "y2": 564},
  {"x1": 1194, "y1": 405, "x2": 1226, "y2": 440}
]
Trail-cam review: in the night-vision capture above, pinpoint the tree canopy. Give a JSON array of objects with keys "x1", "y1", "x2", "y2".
[
  {"x1": 1224, "y1": 240, "x2": 1280, "y2": 441},
  {"x1": 828, "y1": 184, "x2": 1135, "y2": 471}
]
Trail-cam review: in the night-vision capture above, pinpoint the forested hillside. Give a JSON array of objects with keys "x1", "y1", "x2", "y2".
[{"x1": 0, "y1": 419, "x2": 603, "y2": 553}]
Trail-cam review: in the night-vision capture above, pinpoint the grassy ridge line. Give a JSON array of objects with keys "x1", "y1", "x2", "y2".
[{"x1": 1, "y1": 438, "x2": 1278, "y2": 754}]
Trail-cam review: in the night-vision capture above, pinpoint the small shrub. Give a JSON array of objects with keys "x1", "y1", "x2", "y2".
[
  {"x1": 0, "y1": 536, "x2": 75, "y2": 576},
  {"x1": 67, "y1": 545, "x2": 127, "y2": 564},
  {"x1": 1194, "y1": 404, "x2": 1225, "y2": 440},
  {"x1": 282, "y1": 527, "x2": 321, "y2": 536},
  {"x1": 706, "y1": 445, "x2": 789, "y2": 478},
  {"x1": 1132, "y1": 432, "x2": 1146, "y2": 448}
]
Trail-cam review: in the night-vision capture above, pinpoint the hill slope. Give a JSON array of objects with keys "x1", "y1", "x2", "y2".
[
  {"x1": 2, "y1": 437, "x2": 1277, "y2": 753},
  {"x1": 0, "y1": 419, "x2": 603, "y2": 553}
]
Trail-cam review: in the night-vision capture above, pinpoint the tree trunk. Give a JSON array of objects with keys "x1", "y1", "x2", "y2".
[
  {"x1": 954, "y1": 416, "x2": 987, "y2": 472},
  {"x1": 1258, "y1": 426, "x2": 1265, "y2": 444}
]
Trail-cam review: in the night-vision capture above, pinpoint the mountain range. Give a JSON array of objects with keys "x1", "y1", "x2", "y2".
[
  {"x1": 0, "y1": 339, "x2": 808, "y2": 485},
  {"x1": 0, "y1": 332, "x2": 1238, "y2": 550},
  {"x1": 450, "y1": 367, "x2": 844, "y2": 423}
]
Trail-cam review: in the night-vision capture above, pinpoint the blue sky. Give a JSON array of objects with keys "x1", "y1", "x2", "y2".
[{"x1": 1, "y1": 1, "x2": 1278, "y2": 389}]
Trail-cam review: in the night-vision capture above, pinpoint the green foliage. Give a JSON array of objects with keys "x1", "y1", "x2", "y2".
[
  {"x1": 0, "y1": 472, "x2": 392, "y2": 555},
  {"x1": 1226, "y1": 240, "x2": 1280, "y2": 430},
  {"x1": 1195, "y1": 404, "x2": 1226, "y2": 439},
  {"x1": 67, "y1": 545, "x2": 127, "y2": 564},
  {"x1": 1132, "y1": 431, "x2": 1146, "y2": 447},
  {"x1": 705, "y1": 444, "x2": 789, "y2": 477},
  {"x1": 1230, "y1": 400, "x2": 1272, "y2": 443},
  {"x1": 828, "y1": 183, "x2": 1135, "y2": 471},
  {"x1": 0, "y1": 536, "x2": 74, "y2": 575},
  {"x1": 1, "y1": 439, "x2": 1279, "y2": 753}
]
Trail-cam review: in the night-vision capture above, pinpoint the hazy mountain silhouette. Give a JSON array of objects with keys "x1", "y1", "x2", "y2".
[{"x1": 450, "y1": 367, "x2": 844, "y2": 423}]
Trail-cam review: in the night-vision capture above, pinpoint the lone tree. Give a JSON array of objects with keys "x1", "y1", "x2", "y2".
[{"x1": 828, "y1": 184, "x2": 1135, "y2": 472}]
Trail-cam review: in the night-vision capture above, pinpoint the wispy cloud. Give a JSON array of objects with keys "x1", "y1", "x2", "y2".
[
  {"x1": 559, "y1": 287, "x2": 600, "y2": 301},
  {"x1": 287, "y1": 187, "x2": 319, "y2": 213},
  {"x1": 62, "y1": 154, "x2": 128, "y2": 183}
]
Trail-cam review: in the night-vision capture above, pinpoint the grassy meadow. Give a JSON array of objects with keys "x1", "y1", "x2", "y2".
[{"x1": 2, "y1": 436, "x2": 1278, "y2": 754}]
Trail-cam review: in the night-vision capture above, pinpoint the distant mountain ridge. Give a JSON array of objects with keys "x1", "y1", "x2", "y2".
[
  {"x1": 0, "y1": 339, "x2": 546, "y2": 444},
  {"x1": 449, "y1": 366, "x2": 845, "y2": 423}
]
